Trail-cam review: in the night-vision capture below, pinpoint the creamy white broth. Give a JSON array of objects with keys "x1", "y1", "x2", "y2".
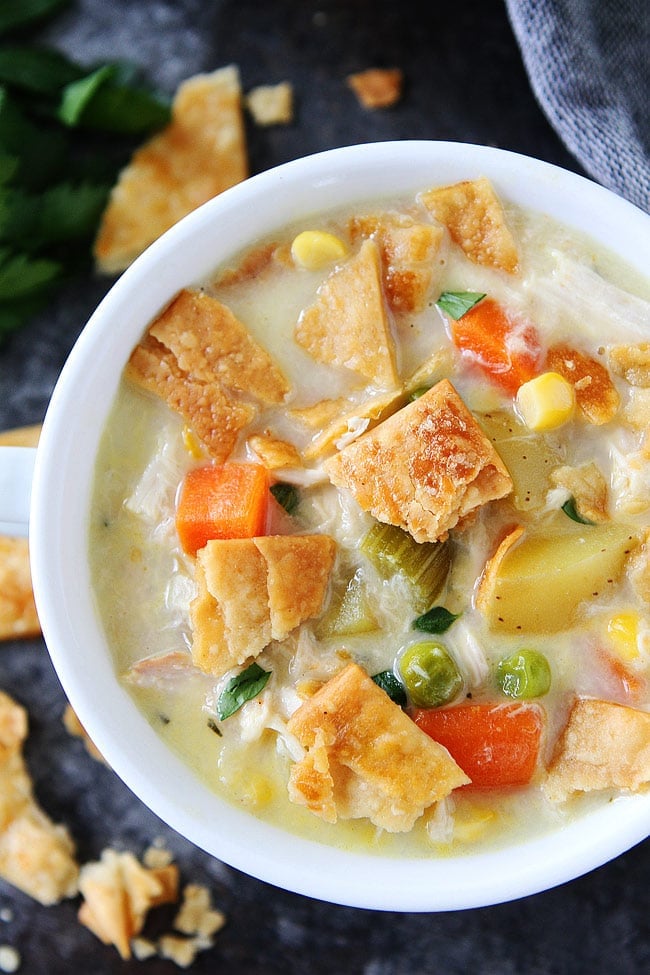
[{"x1": 89, "y1": 188, "x2": 650, "y2": 857}]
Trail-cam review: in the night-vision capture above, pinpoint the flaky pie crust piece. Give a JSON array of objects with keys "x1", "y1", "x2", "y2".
[
  {"x1": 324, "y1": 379, "x2": 513, "y2": 543},
  {"x1": 94, "y1": 65, "x2": 248, "y2": 273},
  {"x1": 0, "y1": 690, "x2": 79, "y2": 905},
  {"x1": 126, "y1": 288, "x2": 290, "y2": 462},
  {"x1": 191, "y1": 534, "x2": 336, "y2": 677},
  {"x1": 0, "y1": 424, "x2": 41, "y2": 640},
  {"x1": 287, "y1": 662, "x2": 469, "y2": 831},
  {"x1": 348, "y1": 210, "x2": 445, "y2": 314},
  {"x1": 78, "y1": 848, "x2": 179, "y2": 960},
  {"x1": 295, "y1": 238, "x2": 398, "y2": 389},
  {"x1": 543, "y1": 697, "x2": 650, "y2": 803},
  {"x1": 419, "y1": 177, "x2": 519, "y2": 273}
]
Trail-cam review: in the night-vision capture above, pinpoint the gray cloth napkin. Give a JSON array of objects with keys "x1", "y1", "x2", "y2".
[{"x1": 505, "y1": 0, "x2": 650, "y2": 212}]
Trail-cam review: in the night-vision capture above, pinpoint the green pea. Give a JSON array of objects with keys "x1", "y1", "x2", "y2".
[
  {"x1": 398, "y1": 641, "x2": 463, "y2": 708},
  {"x1": 496, "y1": 649, "x2": 551, "y2": 699}
]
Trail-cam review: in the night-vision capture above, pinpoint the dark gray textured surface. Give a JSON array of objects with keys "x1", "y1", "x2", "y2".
[{"x1": 0, "y1": 1, "x2": 648, "y2": 972}]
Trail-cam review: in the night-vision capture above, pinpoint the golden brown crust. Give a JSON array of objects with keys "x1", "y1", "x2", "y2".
[
  {"x1": 346, "y1": 68, "x2": 404, "y2": 109},
  {"x1": 126, "y1": 334, "x2": 254, "y2": 462},
  {"x1": 94, "y1": 66, "x2": 248, "y2": 273},
  {"x1": 0, "y1": 425, "x2": 41, "y2": 641},
  {"x1": 62, "y1": 704, "x2": 107, "y2": 765},
  {"x1": 546, "y1": 343, "x2": 620, "y2": 425},
  {"x1": 149, "y1": 289, "x2": 289, "y2": 404},
  {"x1": 126, "y1": 289, "x2": 290, "y2": 462},
  {"x1": 78, "y1": 849, "x2": 179, "y2": 960},
  {"x1": 550, "y1": 463, "x2": 609, "y2": 523},
  {"x1": 474, "y1": 525, "x2": 525, "y2": 621},
  {"x1": 0, "y1": 538, "x2": 40, "y2": 640},
  {"x1": 0, "y1": 691, "x2": 79, "y2": 905},
  {"x1": 246, "y1": 433, "x2": 302, "y2": 470},
  {"x1": 543, "y1": 697, "x2": 650, "y2": 802},
  {"x1": 214, "y1": 241, "x2": 283, "y2": 288},
  {"x1": 419, "y1": 177, "x2": 519, "y2": 273},
  {"x1": 254, "y1": 535, "x2": 337, "y2": 639},
  {"x1": 608, "y1": 342, "x2": 650, "y2": 387},
  {"x1": 295, "y1": 239, "x2": 398, "y2": 389},
  {"x1": 324, "y1": 379, "x2": 513, "y2": 543},
  {"x1": 348, "y1": 211, "x2": 444, "y2": 313},
  {"x1": 245, "y1": 82, "x2": 294, "y2": 125},
  {"x1": 191, "y1": 535, "x2": 336, "y2": 677},
  {"x1": 298, "y1": 389, "x2": 405, "y2": 461},
  {"x1": 287, "y1": 663, "x2": 469, "y2": 831}
]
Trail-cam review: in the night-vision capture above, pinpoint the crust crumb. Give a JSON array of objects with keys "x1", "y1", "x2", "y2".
[
  {"x1": 0, "y1": 425, "x2": 41, "y2": 641},
  {"x1": 246, "y1": 82, "x2": 293, "y2": 125},
  {"x1": 347, "y1": 68, "x2": 403, "y2": 108},
  {"x1": 0, "y1": 691, "x2": 79, "y2": 906},
  {"x1": 78, "y1": 849, "x2": 179, "y2": 960}
]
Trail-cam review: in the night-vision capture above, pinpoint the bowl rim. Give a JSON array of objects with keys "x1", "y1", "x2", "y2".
[{"x1": 29, "y1": 140, "x2": 650, "y2": 912}]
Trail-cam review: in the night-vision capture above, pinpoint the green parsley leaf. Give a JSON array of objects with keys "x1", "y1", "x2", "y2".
[
  {"x1": 207, "y1": 717, "x2": 223, "y2": 737},
  {"x1": 0, "y1": 247, "x2": 60, "y2": 299},
  {"x1": 0, "y1": 152, "x2": 18, "y2": 185},
  {"x1": 217, "y1": 662, "x2": 271, "y2": 720},
  {"x1": 561, "y1": 497, "x2": 596, "y2": 525},
  {"x1": 78, "y1": 80, "x2": 172, "y2": 135},
  {"x1": 413, "y1": 606, "x2": 460, "y2": 634},
  {"x1": 38, "y1": 182, "x2": 110, "y2": 245},
  {"x1": 0, "y1": 86, "x2": 68, "y2": 189},
  {"x1": 0, "y1": 187, "x2": 40, "y2": 246},
  {"x1": 436, "y1": 291, "x2": 486, "y2": 320},
  {"x1": 270, "y1": 482, "x2": 300, "y2": 515},
  {"x1": 0, "y1": 0, "x2": 70, "y2": 36},
  {"x1": 372, "y1": 670, "x2": 407, "y2": 706},
  {"x1": 58, "y1": 63, "x2": 171, "y2": 134},
  {"x1": 0, "y1": 45, "x2": 82, "y2": 96},
  {"x1": 58, "y1": 64, "x2": 116, "y2": 127}
]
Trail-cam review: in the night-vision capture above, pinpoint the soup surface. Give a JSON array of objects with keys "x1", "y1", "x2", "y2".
[{"x1": 90, "y1": 177, "x2": 650, "y2": 857}]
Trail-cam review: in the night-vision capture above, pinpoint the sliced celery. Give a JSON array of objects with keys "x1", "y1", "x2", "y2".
[
  {"x1": 478, "y1": 410, "x2": 562, "y2": 512},
  {"x1": 317, "y1": 568, "x2": 378, "y2": 637},
  {"x1": 360, "y1": 522, "x2": 451, "y2": 612}
]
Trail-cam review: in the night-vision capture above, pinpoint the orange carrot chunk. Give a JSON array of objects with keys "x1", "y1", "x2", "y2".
[
  {"x1": 176, "y1": 462, "x2": 269, "y2": 555},
  {"x1": 450, "y1": 297, "x2": 541, "y2": 395},
  {"x1": 413, "y1": 701, "x2": 544, "y2": 787}
]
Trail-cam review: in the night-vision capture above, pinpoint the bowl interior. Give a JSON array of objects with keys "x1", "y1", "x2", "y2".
[{"x1": 30, "y1": 141, "x2": 650, "y2": 911}]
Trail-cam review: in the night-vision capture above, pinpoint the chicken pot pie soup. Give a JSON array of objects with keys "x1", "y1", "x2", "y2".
[{"x1": 90, "y1": 177, "x2": 650, "y2": 858}]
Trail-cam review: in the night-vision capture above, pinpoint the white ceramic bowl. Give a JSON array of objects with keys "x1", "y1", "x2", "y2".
[{"x1": 20, "y1": 142, "x2": 650, "y2": 911}]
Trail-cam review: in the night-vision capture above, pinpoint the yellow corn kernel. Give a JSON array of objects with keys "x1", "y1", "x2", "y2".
[
  {"x1": 291, "y1": 230, "x2": 347, "y2": 269},
  {"x1": 607, "y1": 612, "x2": 641, "y2": 662},
  {"x1": 515, "y1": 371, "x2": 576, "y2": 431},
  {"x1": 182, "y1": 425, "x2": 205, "y2": 459}
]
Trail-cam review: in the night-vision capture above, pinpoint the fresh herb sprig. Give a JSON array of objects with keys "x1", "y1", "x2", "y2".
[
  {"x1": 0, "y1": 1, "x2": 171, "y2": 344},
  {"x1": 436, "y1": 291, "x2": 486, "y2": 319},
  {"x1": 217, "y1": 662, "x2": 272, "y2": 720},
  {"x1": 413, "y1": 606, "x2": 460, "y2": 634}
]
